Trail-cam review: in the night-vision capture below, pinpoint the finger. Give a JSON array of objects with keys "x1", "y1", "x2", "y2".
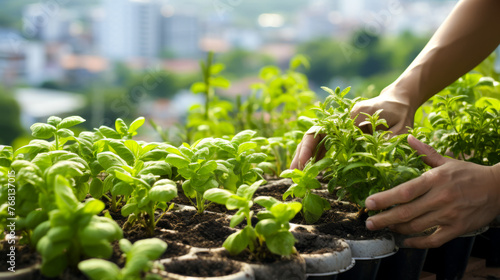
[
  {"x1": 365, "y1": 173, "x2": 433, "y2": 211},
  {"x1": 290, "y1": 134, "x2": 321, "y2": 170},
  {"x1": 407, "y1": 135, "x2": 448, "y2": 168},
  {"x1": 403, "y1": 226, "x2": 458, "y2": 249},
  {"x1": 290, "y1": 141, "x2": 303, "y2": 170},
  {"x1": 389, "y1": 209, "x2": 444, "y2": 235},
  {"x1": 366, "y1": 193, "x2": 434, "y2": 231}
]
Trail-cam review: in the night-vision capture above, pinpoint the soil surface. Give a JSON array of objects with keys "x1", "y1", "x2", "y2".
[
  {"x1": 156, "y1": 210, "x2": 235, "y2": 248},
  {"x1": 163, "y1": 257, "x2": 243, "y2": 277},
  {"x1": 292, "y1": 200, "x2": 392, "y2": 240},
  {"x1": 293, "y1": 232, "x2": 346, "y2": 254}
]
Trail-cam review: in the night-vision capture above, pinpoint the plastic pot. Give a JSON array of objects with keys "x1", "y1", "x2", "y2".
[
  {"x1": 471, "y1": 221, "x2": 500, "y2": 267},
  {"x1": 248, "y1": 253, "x2": 307, "y2": 280},
  {"x1": 337, "y1": 236, "x2": 398, "y2": 280},
  {"x1": 423, "y1": 227, "x2": 487, "y2": 280},
  {"x1": 158, "y1": 256, "x2": 254, "y2": 280},
  {"x1": 293, "y1": 232, "x2": 354, "y2": 280},
  {"x1": 376, "y1": 248, "x2": 428, "y2": 280}
]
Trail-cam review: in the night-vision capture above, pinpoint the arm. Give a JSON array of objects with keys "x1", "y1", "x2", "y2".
[
  {"x1": 387, "y1": 0, "x2": 500, "y2": 108},
  {"x1": 291, "y1": 0, "x2": 500, "y2": 169}
]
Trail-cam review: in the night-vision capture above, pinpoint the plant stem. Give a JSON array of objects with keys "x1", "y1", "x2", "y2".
[{"x1": 196, "y1": 192, "x2": 204, "y2": 214}]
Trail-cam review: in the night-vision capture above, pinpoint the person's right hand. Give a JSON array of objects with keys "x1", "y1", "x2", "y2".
[
  {"x1": 290, "y1": 85, "x2": 417, "y2": 170},
  {"x1": 351, "y1": 86, "x2": 416, "y2": 135}
]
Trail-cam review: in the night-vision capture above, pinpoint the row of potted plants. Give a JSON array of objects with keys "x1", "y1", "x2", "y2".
[{"x1": 1, "y1": 54, "x2": 499, "y2": 279}]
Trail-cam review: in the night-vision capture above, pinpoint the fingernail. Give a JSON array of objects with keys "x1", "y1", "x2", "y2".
[
  {"x1": 366, "y1": 219, "x2": 375, "y2": 230},
  {"x1": 365, "y1": 198, "x2": 376, "y2": 210}
]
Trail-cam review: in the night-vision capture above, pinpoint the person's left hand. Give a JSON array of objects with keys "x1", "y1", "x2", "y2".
[{"x1": 365, "y1": 135, "x2": 500, "y2": 248}]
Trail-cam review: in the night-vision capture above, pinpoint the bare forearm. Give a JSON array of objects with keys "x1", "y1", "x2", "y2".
[{"x1": 389, "y1": 0, "x2": 500, "y2": 107}]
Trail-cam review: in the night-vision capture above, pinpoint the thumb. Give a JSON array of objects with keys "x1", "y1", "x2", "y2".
[{"x1": 407, "y1": 135, "x2": 448, "y2": 168}]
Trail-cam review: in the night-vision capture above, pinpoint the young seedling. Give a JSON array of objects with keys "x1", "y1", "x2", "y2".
[
  {"x1": 1, "y1": 150, "x2": 90, "y2": 246},
  {"x1": 211, "y1": 130, "x2": 267, "y2": 192},
  {"x1": 204, "y1": 180, "x2": 301, "y2": 259},
  {"x1": 94, "y1": 117, "x2": 146, "y2": 140},
  {"x1": 242, "y1": 55, "x2": 317, "y2": 137},
  {"x1": 187, "y1": 51, "x2": 234, "y2": 142},
  {"x1": 280, "y1": 158, "x2": 333, "y2": 224},
  {"x1": 165, "y1": 138, "x2": 226, "y2": 214},
  {"x1": 310, "y1": 86, "x2": 425, "y2": 213},
  {"x1": 79, "y1": 238, "x2": 167, "y2": 280},
  {"x1": 29, "y1": 116, "x2": 86, "y2": 151},
  {"x1": 32, "y1": 175, "x2": 122, "y2": 277}
]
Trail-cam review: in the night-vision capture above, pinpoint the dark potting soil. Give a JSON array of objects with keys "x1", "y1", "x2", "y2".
[
  {"x1": 293, "y1": 232, "x2": 347, "y2": 254},
  {"x1": 156, "y1": 210, "x2": 230, "y2": 231},
  {"x1": 254, "y1": 178, "x2": 294, "y2": 200},
  {"x1": 162, "y1": 219, "x2": 236, "y2": 248},
  {"x1": 314, "y1": 210, "x2": 392, "y2": 240},
  {"x1": 0, "y1": 242, "x2": 40, "y2": 271},
  {"x1": 163, "y1": 257, "x2": 242, "y2": 277},
  {"x1": 292, "y1": 201, "x2": 391, "y2": 240}
]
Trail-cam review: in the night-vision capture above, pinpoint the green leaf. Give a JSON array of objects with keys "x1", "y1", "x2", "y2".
[
  {"x1": 32, "y1": 220, "x2": 51, "y2": 247},
  {"x1": 98, "y1": 126, "x2": 121, "y2": 139},
  {"x1": 231, "y1": 130, "x2": 257, "y2": 145},
  {"x1": 198, "y1": 160, "x2": 218, "y2": 175},
  {"x1": 182, "y1": 180, "x2": 195, "y2": 198},
  {"x1": 203, "y1": 188, "x2": 233, "y2": 205},
  {"x1": 210, "y1": 76, "x2": 230, "y2": 88},
  {"x1": 236, "y1": 180, "x2": 265, "y2": 200},
  {"x1": 54, "y1": 175, "x2": 79, "y2": 212},
  {"x1": 47, "y1": 116, "x2": 62, "y2": 127},
  {"x1": 79, "y1": 259, "x2": 121, "y2": 280},
  {"x1": 108, "y1": 140, "x2": 136, "y2": 166},
  {"x1": 303, "y1": 193, "x2": 328, "y2": 224},
  {"x1": 79, "y1": 218, "x2": 122, "y2": 245},
  {"x1": 223, "y1": 229, "x2": 249, "y2": 255},
  {"x1": 191, "y1": 82, "x2": 206, "y2": 94},
  {"x1": 46, "y1": 226, "x2": 72, "y2": 243},
  {"x1": 165, "y1": 154, "x2": 190, "y2": 169},
  {"x1": 270, "y1": 202, "x2": 302, "y2": 223},
  {"x1": 119, "y1": 238, "x2": 133, "y2": 253},
  {"x1": 254, "y1": 196, "x2": 279, "y2": 210},
  {"x1": 255, "y1": 219, "x2": 279, "y2": 236},
  {"x1": 82, "y1": 240, "x2": 114, "y2": 259},
  {"x1": 279, "y1": 169, "x2": 295, "y2": 178},
  {"x1": 139, "y1": 162, "x2": 172, "y2": 177},
  {"x1": 97, "y1": 152, "x2": 128, "y2": 170},
  {"x1": 212, "y1": 139, "x2": 237, "y2": 155},
  {"x1": 149, "y1": 180, "x2": 178, "y2": 202},
  {"x1": 89, "y1": 178, "x2": 104, "y2": 199},
  {"x1": 237, "y1": 142, "x2": 257, "y2": 155},
  {"x1": 58, "y1": 116, "x2": 86, "y2": 129},
  {"x1": 128, "y1": 117, "x2": 145, "y2": 134},
  {"x1": 111, "y1": 181, "x2": 134, "y2": 196},
  {"x1": 30, "y1": 123, "x2": 56, "y2": 139},
  {"x1": 115, "y1": 118, "x2": 128, "y2": 135},
  {"x1": 37, "y1": 236, "x2": 71, "y2": 262},
  {"x1": 246, "y1": 153, "x2": 267, "y2": 164},
  {"x1": 230, "y1": 210, "x2": 246, "y2": 228},
  {"x1": 81, "y1": 199, "x2": 106, "y2": 216},
  {"x1": 128, "y1": 238, "x2": 168, "y2": 260},
  {"x1": 56, "y1": 128, "x2": 74, "y2": 138},
  {"x1": 265, "y1": 231, "x2": 295, "y2": 256},
  {"x1": 290, "y1": 54, "x2": 309, "y2": 70},
  {"x1": 121, "y1": 203, "x2": 138, "y2": 216}
]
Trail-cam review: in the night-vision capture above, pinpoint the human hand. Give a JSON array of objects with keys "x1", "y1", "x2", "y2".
[
  {"x1": 365, "y1": 135, "x2": 500, "y2": 248},
  {"x1": 290, "y1": 85, "x2": 416, "y2": 170}
]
